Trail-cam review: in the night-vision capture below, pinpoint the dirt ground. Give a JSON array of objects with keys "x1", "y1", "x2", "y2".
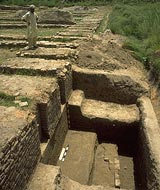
[{"x1": 75, "y1": 32, "x2": 145, "y2": 72}]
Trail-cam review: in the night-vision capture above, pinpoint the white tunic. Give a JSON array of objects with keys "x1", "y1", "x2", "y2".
[{"x1": 22, "y1": 11, "x2": 38, "y2": 39}]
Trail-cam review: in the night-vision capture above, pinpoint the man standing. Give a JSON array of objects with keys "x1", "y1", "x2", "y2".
[{"x1": 22, "y1": 5, "x2": 38, "y2": 50}]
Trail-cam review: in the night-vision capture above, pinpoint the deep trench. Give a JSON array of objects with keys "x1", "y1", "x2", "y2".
[
  {"x1": 71, "y1": 123, "x2": 143, "y2": 189},
  {"x1": 51, "y1": 111, "x2": 145, "y2": 190}
]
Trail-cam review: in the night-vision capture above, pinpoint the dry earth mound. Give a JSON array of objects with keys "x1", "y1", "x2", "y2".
[
  {"x1": 76, "y1": 33, "x2": 144, "y2": 72},
  {"x1": 39, "y1": 9, "x2": 74, "y2": 24}
]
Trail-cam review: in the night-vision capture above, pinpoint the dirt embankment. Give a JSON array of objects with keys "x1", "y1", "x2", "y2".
[{"x1": 75, "y1": 33, "x2": 145, "y2": 72}]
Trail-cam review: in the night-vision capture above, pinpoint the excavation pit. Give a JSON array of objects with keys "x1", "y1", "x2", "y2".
[
  {"x1": 56, "y1": 127, "x2": 138, "y2": 189},
  {"x1": 39, "y1": 89, "x2": 143, "y2": 190}
]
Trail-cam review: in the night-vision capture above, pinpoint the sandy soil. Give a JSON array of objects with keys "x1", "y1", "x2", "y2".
[{"x1": 75, "y1": 33, "x2": 145, "y2": 73}]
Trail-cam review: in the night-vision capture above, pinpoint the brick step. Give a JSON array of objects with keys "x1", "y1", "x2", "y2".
[
  {"x1": 68, "y1": 90, "x2": 140, "y2": 132},
  {"x1": 57, "y1": 31, "x2": 91, "y2": 37},
  {"x1": 69, "y1": 26, "x2": 95, "y2": 30},
  {"x1": 0, "y1": 34, "x2": 87, "y2": 41},
  {"x1": 65, "y1": 29, "x2": 94, "y2": 33},
  {"x1": 16, "y1": 47, "x2": 77, "y2": 60},
  {"x1": 0, "y1": 40, "x2": 78, "y2": 49}
]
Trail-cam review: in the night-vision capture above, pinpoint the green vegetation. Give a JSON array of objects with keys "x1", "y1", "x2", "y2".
[
  {"x1": 0, "y1": 0, "x2": 111, "y2": 6},
  {"x1": 0, "y1": 91, "x2": 31, "y2": 108},
  {"x1": 108, "y1": 2, "x2": 160, "y2": 72},
  {"x1": 96, "y1": 9, "x2": 111, "y2": 33},
  {"x1": 38, "y1": 28, "x2": 64, "y2": 36}
]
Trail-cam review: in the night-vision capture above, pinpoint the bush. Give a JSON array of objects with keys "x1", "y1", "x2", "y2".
[{"x1": 108, "y1": 2, "x2": 160, "y2": 70}]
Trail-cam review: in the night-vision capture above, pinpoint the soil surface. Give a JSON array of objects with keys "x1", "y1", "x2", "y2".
[{"x1": 76, "y1": 33, "x2": 145, "y2": 72}]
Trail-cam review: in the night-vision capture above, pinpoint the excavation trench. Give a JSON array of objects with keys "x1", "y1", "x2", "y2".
[
  {"x1": 57, "y1": 116, "x2": 140, "y2": 190},
  {"x1": 39, "y1": 67, "x2": 158, "y2": 190},
  {"x1": 41, "y1": 98, "x2": 145, "y2": 189}
]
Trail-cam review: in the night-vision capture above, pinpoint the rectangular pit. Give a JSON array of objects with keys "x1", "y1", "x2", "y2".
[
  {"x1": 40, "y1": 90, "x2": 138, "y2": 189},
  {"x1": 57, "y1": 126, "x2": 138, "y2": 189},
  {"x1": 52, "y1": 92, "x2": 150, "y2": 189}
]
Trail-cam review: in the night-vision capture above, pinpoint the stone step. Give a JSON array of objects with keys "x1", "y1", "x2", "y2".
[
  {"x1": 57, "y1": 130, "x2": 97, "y2": 185},
  {"x1": 68, "y1": 90, "x2": 140, "y2": 136},
  {"x1": 27, "y1": 163, "x2": 61, "y2": 190},
  {"x1": 0, "y1": 40, "x2": 79, "y2": 49},
  {"x1": 16, "y1": 47, "x2": 77, "y2": 60},
  {"x1": 0, "y1": 74, "x2": 61, "y2": 139}
]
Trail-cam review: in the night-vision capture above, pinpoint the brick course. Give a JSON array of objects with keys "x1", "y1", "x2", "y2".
[{"x1": 0, "y1": 106, "x2": 41, "y2": 190}]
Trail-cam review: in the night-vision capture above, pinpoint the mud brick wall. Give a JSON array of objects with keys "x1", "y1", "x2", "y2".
[
  {"x1": 73, "y1": 67, "x2": 149, "y2": 104},
  {"x1": 0, "y1": 118, "x2": 41, "y2": 190},
  {"x1": 58, "y1": 65, "x2": 72, "y2": 104},
  {"x1": 41, "y1": 105, "x2": 69, "y2": 165},
  {"x1": 137, "y1": 97, "x2": 160, "y2": 190},
  {"x1": 38, "y1": 86, "x2": 61, "y2": 139}
]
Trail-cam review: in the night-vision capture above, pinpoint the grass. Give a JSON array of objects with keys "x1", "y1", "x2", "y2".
[
  {"x1": 38, "y1": 28, "x2": 64, "y2": 36},
  {"x1": 0, "y1": 92, "x2": 31, "y2": 108},
  {"x1": 0, "y1": 0, "x2": 112, "y2": 6},
  {"x1": 108, "y1": 3, "x2": 160, "y2": 72},
  {"x1": 95, "y1": 7, "x2": 111, "y2": 34}
]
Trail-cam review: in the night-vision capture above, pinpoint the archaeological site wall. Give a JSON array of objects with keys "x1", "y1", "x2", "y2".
[{"x1": 0, "y1": 107, "x2": 40, "y2": 190}]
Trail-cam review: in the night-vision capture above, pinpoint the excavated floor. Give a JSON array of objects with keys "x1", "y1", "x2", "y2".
[{"x1": 57, "y1": 127, "x2": 137, "y2": 190}]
